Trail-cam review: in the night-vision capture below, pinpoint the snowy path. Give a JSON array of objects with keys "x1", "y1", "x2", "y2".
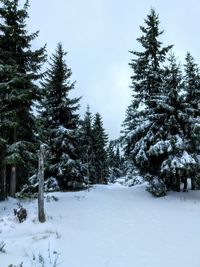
[{"x1": 1, "y1": 184, "x2": 200, "y2": 267}]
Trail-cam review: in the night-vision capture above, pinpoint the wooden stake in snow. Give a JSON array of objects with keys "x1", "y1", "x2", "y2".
[{"x1": 38, "y1": 144, "x2": 46, "y2": 223}]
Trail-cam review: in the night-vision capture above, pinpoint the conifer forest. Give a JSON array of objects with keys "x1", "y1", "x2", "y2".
[{"x1": 0, "y1": 1, "x2": 200, "y2": 267}]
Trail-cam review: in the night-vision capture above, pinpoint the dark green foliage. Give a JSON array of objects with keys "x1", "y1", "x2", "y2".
[
  {"x1": 181, "y1": 53, "x2": 200, "y2": 189},
  {"x1": 122, "y1": 9, "x2": 173, "y2": 181},
  {"x1": 129, "y1": 8, "x2": 173, "y2": 107},
  {"x1": 183, "y1": 53, "x2": 200, "y2": 151},
  {"x1": 146, "y1": 176, "x2": 167, "y2": 197},
  {"x1": 78, "y1": 105, "x2": 96, "y2": 184},
  {"x1": 123, "y1": 9, "x2": 172, "y2": 172},
  {"x1": 92, "y1": 113, "x2": 108, "y2": 184},
  {"x1": 39, "y1": 43, "x2": 83, "y2": 189},
  {"x1": 0, "y1": 63, "x2": 15, "y2": 199},
  {"x1": 107, "y1": 141, "x2": 124, "y2": 183},
  {"x1": 0, "y1": 0, "x2": 46, "y2": 197},
  {"x1": 158, "y1": 54, "x2": 198, "y2": 191},
  {"x1": 122, "y1": 9, "x2": 199, "y2": 195},
  {"x1": 78, "y1": 108, "x2": 109, "y2": 184}
]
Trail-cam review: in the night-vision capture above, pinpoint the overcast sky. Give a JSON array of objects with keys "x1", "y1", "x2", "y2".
[{"x1": 28, "y1": 0, "x2": 200, "y2": 140}]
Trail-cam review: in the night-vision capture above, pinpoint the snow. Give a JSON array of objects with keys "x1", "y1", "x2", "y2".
[
  {"x1": 175, "y1": 134, "x2": 184, "y2": 149},
  {"x1": 162, "y1": 150, "x2": 197, "y2": 172},
  {"x1": 181, "y1": 150, "x2": 196, "y2": 164},
  {"x1": 149, "y1": 140, "x2": 171, "y2": 155},
  {"x1": 1, "y1": 184, "x2": 200, "y2": 267}
]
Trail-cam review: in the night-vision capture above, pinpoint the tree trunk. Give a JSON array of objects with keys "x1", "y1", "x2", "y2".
[
  {"x1": 100, "y1": 169, "x2": 103, "y2": 184},
  {"x1": 183, "y1": 176, "x2": 188, "y2": 192},
  {"x1": 0, "y1": 167, "x2": 7, "y2": 201},
  {"x1": 10, "y1": 127, "x2": 17, "y2": 197},
  {"x1": 174, "y1": 170, "x2": 180, "y2": 192},
  {"x1": 191, "y1": 177, "x2": 195, "y2": 190},
  {"x1": 38, "y1": 144, "x2": 46, "y2": 223},
  {"x1": 10, "y1": 166, "x2": 16, "y2": 197}
]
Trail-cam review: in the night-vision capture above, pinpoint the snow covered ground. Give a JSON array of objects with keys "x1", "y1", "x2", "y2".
[{"x1": 1, "y1": 183, "x2": 200, "y2": 267}]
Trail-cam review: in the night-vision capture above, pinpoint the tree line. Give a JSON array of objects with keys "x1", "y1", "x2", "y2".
[
  {"x1": 0, "y1": 1, "x2": 199, "y2": 200},
  {"x1": 0, "y1": 0, "x2": 118, "y2": 200}
]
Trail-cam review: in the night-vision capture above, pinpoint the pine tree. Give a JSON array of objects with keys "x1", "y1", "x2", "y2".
[
  {"x1": 123, "y1": 10, "x2": 200, "y2": 195},
  {"x1": 121, "y1": 102, "x2": 142, "y2": 161},
  {"x1": 0, "y1": 0, "x2": 46, "y2": 197},
  {"x1": 107, "y1": 141, "x2": 117, "y2": 169},
  {"x1": 129, "y1": 8, "x2": 173, "y2": 107},
  {"x1": 123, "y1": 9, "x2": 172, "y2": 166},
  {"x1": 78, "y1": 105, "x2": 96, "y2": 184},
  {"x1": 122, "y1": 9, "x2": 178, "y2": 195},
  {"x1": 39, "y1": 43, "x2": 82, "y2": 189},
  {"x1": 0, "y1": 63, "x2": 16, "y2": 200},
  {"x1": 107, "y1": 141, "x2": 116, "y2": 183},
  {"x1": 92, "y1": 113, "x2": 108, "y2": 184},
  {"x1": 153, "y1": 54, "x2": 197, "y2": 192},
  {"x1": 107, "y1": 141, "x2": 123, "y2": 183},
  {"x1": 181, "y1": 53, "x2": 200, "y2": 189}
]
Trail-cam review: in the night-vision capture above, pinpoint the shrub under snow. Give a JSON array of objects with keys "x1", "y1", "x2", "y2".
[
  {"x1": 146, "y1": 176, "x2": 167, "y2": 197},
  {"x1": 17, "y1": 175, "x2": 60, "y2": 199}
]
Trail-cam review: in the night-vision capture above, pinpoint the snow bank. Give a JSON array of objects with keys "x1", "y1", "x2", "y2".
[{"x1": 1, "y1": 185, "x2": 200, "y2": 267}]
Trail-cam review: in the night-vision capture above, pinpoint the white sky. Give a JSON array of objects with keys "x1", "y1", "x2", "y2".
[{"x1": 28, "y1": 0, "x2": 200, "y2": 139}]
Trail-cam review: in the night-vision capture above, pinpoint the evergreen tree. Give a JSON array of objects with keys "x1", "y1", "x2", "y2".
[
  {"x1": 108, "y1": 141, "x2": 122, "y2": 170},
  {"x1": 0, "y1": 63, "x2": 16, "y2": 200},
  {"x1": 122, "y1": 10, "x2": 200, "y2": 195},
  {"x1": 181, "y1": 53, "x2": 200, "y2": 189},
  {"x1": 122, "y1": 9, "x2": 182, "y2": 195},
  {"x1": 115, "y1": 146, "x2": 121, "y2": 169},
  {"x1": 107, "y1": 142, "x2": 115, "y2": 168},
  {"x1": 0, "y1": 0, "x2": 46, "y2": 198},
  {"x1": 122, "y1": 9, "x2": 172, "y2": 164},
  {"x1": 129, "y1": 8, "x2": 173, "y2": 107},
  {"x1": 107, "y1": 141, "x2": 116, "y2": 183},
  {"x1": 92, "y1": 113, "x2": 108, "y2": 184},
  {"x1": 107, "y1": 141, "x2": 123, "y2": 183},
  {"x1": 39, "y1": 43, "x2": 82, "y2": 189},
  {"x1": 78, "y1": 105, "x2": 96, "y2": 184},
  {"x1": 153, "y1": 54, "x2": 197, "y2": 192}
]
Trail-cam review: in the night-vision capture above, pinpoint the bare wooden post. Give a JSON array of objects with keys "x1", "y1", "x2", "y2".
[{"x1": 38, "y1": 144, "x2": 46, "y2": 223}]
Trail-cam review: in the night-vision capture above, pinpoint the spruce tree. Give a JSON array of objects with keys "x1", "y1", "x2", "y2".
[
  {"x1": 122, "y1": 9, "x2": 179, "y2": 195},
  {"x1": 39, "y1": 43, "x2": 82, "y2": 189},
  {"x1": 0, "y1": 0, "x2": 46, "y2": 197},
  {"x1": 92, "y1": 113, "x2": 108, "y2": 184},
  {"x1": 129, "y1": 8, "x2": 173, "y2": 107},
  {"x1": 107, "y1": 141, "x2": 122, "y2": 183},
  {"x1": 78, "y1": 105, "x2": 96, "y2": 184},
  {"x1": 123, "y1": 9, "x2": 172, "y2": 165},
  {"x1": 182, "y1": 53, "x2": 200, "y2": 189},
  {"x1": 153, "y1": 54, "x2": 196, "y2": 192},
  {"x1": 107, "y1": 141, "x2": 116, "y2": 183},
  {"x1": 0, "y1": 63, "x2": 16, "y2": 200},
  {"x1": 107, "y1": 142, "x2": 115, "y2": 167}
]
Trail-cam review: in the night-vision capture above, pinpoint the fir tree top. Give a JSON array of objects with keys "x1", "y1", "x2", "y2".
[
  {"x1": 40, "y1": 43, "x2": 80, "y2": 131},
  {"x1": 184, "y1": 52, "x2": 200, "y2": 105},
  {"x1": 129, "y1": 8, "x2": 173, "y2": 107},
  {"x1": 0, "y1": 0, "x2": 46, "y2": 77}
]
